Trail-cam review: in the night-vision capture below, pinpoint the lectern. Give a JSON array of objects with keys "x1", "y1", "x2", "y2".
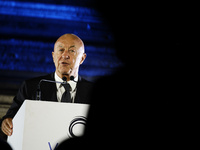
[{"x1": 7, "y1": 100, "x2": 90, "y2": 150}]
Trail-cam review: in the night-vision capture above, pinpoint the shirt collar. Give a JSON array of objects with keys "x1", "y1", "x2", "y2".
[{"x1": 54, "y1": 72, "x2": 77, "y2": 92}]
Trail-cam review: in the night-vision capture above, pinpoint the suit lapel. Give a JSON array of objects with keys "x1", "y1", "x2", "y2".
[
  {"x1": 74, "y1": 76, "x2": 81, "y2": 103},
  {"x1": 74, "y1": 76, "x2": 91, "y2": 104},
  {"x1": 40, "y1": 73, "x2": 58, "y2": 102}
]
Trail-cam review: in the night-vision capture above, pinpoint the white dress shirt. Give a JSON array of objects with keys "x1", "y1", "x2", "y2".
[{"x1": 54, "y1": 72, "x2": 78, "y2": 103}]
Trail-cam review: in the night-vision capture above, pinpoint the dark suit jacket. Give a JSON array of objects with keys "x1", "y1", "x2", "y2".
[{"x1": 1, "y1": 73, "x2": 93, "y2": 120}]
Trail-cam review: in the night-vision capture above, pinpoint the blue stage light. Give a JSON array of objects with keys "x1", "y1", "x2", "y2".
[
  {"x1": 0, "y1": 1, "x2": 121, "y2": 79},
  {"x1": 0, "y1": 1, "x2": 101, "y2": 23}
]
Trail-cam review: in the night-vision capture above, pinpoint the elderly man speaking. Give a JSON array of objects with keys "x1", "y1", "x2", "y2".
[{"x1": 0, "y1": 33, "x2": 93, "y2": 137}]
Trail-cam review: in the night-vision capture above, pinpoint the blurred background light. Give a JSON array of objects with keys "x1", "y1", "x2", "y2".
[{"x1": 0, "y1": 0, "x2": 122, "y2": 95}]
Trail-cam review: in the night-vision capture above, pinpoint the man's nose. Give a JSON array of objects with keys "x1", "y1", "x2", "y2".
[{"x1": 62, "y1": 50, "x2": 70, "y2": 59}]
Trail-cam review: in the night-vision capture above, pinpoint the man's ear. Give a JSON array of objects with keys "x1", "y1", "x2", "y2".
[
  {"x1": 52, "y1": 51, "x2": 55, "y2": 63},
  {"x1": 80, "y1": 53, "x2": 87, "y2": 65}
]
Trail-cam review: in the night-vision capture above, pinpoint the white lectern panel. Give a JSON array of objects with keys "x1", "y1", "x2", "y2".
[{"x1": 7, "y1": 100, "x2": 90, "y2": 150}]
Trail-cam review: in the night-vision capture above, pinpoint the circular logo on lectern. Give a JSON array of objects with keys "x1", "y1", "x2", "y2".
[{"x1": 68, "y1": 116, "x2": 87, "y2": 138}]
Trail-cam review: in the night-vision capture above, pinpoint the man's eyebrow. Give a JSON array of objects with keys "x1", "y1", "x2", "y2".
[
  {"x1": 57, "y1": 45, "x2": 64, "y2": 48},
  {"x1": 69, "y1": 45, "x2": 76, "y2": 49},
  {"x1": 57, "y1": 45, "x2": 76, "y2": 49}
]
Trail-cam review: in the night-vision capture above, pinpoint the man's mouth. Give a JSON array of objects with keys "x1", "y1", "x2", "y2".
[{"x1": 61, "y1": 62, "x2": 69, "y2": 65}]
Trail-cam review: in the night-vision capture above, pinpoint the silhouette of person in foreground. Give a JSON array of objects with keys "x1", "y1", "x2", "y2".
[{"x1": 57, "y1": 1, "x2": 193, "y2": 149}]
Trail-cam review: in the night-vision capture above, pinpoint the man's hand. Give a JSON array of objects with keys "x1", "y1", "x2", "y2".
[{"x1": 1, "y1": 118, "x2": 13, "y2": 136}]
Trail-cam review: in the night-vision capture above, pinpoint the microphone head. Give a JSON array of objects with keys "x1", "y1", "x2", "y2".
[
  {"x1": 62, "y1": 77, "x2": 67, "y2": 82},
  {"x1": 70, "y1": 76, "x2": 74, "y2": 81}
]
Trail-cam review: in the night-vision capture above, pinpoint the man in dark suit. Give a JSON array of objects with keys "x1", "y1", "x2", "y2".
[{"x1": 0, "y1": 33, "x2": 93, "y2": 137}]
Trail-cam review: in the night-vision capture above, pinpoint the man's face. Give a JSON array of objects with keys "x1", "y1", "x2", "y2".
[{"x1": 52, "y1": 35, "x2": 86, "y2": 79}]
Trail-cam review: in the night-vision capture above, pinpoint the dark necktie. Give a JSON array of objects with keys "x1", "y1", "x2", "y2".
[{"x1": 61, "y1": 83, "x2": 72, "y2": 103}]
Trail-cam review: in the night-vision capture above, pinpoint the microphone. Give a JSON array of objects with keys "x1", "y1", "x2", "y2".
[
  {"x1": 62, "y1": 77, "x2": 67, "y2": 82},
  {"x1": 70, "y1": 76, "x2": 77, "y2": 83}
]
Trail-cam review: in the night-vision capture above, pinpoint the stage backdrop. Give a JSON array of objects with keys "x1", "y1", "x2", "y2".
[{"x1": 0, "y1": 0, "x2": 123, "y2": 95}]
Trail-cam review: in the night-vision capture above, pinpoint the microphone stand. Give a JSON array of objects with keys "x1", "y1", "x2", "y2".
[
  {"x1": 36, "y1": 76, "x2": 75, "y2": 100},
  {"x1": 36, "y1": 79, "x2": 67, "y2": 100}
]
